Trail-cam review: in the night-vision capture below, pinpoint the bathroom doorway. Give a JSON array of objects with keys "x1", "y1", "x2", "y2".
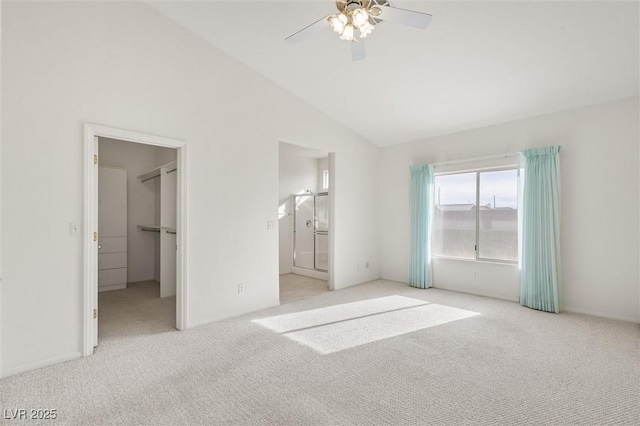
[{"x1": 278, "y1": 142, "x2": 334, "y2": 303}]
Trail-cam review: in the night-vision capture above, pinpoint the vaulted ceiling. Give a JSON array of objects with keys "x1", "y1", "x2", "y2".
[{"x1": 148, "y1": 1, "x2": 640, "y2": 147}]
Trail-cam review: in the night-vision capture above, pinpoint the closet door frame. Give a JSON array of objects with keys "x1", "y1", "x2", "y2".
[{"x1": 83, "y1": 123, "x2": 188, "y2": 357}]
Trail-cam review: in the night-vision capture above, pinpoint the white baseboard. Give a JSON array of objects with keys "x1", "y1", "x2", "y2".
[
  {"x1": 333, "y1": 276, "x2": 381, "y2": 291},
  {"x1": 432, "y1": 285, "x2": 519, "y2": 303},
  {"x1": 188, "y1": 301, "x2": 281, "y2": 330},
  {"x1": 2, "y1": 352, "x2": 82, "y2": 379},
  {"x1": 563, "y1": 306, "x2": 639, "y2": 324},
  {"x1": 291, "y1": 266, "x2": 328, "y2": 280},
  {"x1": 98, "y1": 283, "x2": 126, "y2": 292}
]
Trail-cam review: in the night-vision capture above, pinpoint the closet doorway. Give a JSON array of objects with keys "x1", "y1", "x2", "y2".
[
  {"x1": 278, "y1": 142, "x2": 335, "y2": 304},
  {"x1": 83, "y1": 124, "x2": 187, "y2": 356}
]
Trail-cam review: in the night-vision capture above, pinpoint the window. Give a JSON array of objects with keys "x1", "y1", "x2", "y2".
[
  {"x1": 322, "y1": 169, "x2": 329, "y2": 190},
  {"x1": 432, "y1": 172, "x2": 477, "y2": 259},
  {"x1": 432, "y1": 168, "x2": 518, "y2": 262}
]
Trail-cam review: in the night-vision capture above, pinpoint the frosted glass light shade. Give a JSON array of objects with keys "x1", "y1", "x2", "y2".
[
  {"x1": 340, "y1": 24, "x2": 355, "y2": 41},
  {"x1": 352, "y1": 8, "x2": 369, "y2": 28}
]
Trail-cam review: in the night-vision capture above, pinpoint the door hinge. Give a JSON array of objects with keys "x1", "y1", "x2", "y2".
[
  {"x1": 94, "y1": 154, "x2": 98, "y2": 165},
  {"x1": 93, "y1": 308, "x2": 98, "y2": 319},
  {"x1": 93, "y1": 231, "x2": 98, "y2": 242}
]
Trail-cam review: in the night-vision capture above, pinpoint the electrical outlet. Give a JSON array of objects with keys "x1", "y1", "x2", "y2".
[
  {"x1": 473, "y1": 271, "x2": 478, "y2": 278},
  {"x1": 267, "y1": 221, "x2": 275, "y2": 230},
  {"x1": 366, "y1": 261, "x2": 370, "y2": 269},
  {"x1": 238, "y1": 284, "x2": 244, "y2": 294}
]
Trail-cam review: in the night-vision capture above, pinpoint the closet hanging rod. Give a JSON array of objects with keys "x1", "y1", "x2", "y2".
[
  {"x1": 139, "y1": 168, "x2": 177, "y2": 182},
  {"x1": 137, "y1": 161, "x2": 178, "y2": 182},
  {"x1": 140, "y1": 228, "x2": 160, "y2": 233},
  {"x1": 139, "y1": 175, "x2": 158, "y2": 183},
  {"x1": 138, "y1": 224, "x2": 161, "y2": 232},
  {"x1": 293, "y1": 191, "x2": 329, "y2": 197}
]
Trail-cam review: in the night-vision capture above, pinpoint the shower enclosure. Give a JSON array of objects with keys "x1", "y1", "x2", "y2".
[{"x1": 293, "y1": 192, "x2": 329, "y2": 272}]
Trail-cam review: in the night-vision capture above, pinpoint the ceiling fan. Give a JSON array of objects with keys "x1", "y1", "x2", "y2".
[{"x1": 285, "y1": 0, "x2": 433, "y2": 61}]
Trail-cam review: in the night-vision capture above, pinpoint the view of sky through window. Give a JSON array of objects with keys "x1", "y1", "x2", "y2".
[
  {"x1": 479, "y1": 169, "x2": 518, "y2": 209},
  {"x1": 435, "y1": 170, "x2": 518, "y2": 208}
]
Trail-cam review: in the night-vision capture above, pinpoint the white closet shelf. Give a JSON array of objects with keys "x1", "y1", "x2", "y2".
[{"x1": 137, "y1": 161, "x2": 177, "y2": 183}]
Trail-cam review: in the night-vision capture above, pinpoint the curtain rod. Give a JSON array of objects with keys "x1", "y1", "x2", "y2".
[{"x1": 429, "y1": 152, "x2": 517, "y2": 167}]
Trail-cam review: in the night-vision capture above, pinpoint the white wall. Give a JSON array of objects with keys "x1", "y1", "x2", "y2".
[
  {"x1": 278, "y1": 144, "x2": 320, "y2": 275},
  {"x1": 99, "y1": 138, "x2": 176, "y2": 284},
  {"x1": 318, "y1": 158, "x2": 329, "y2": 192},
  {"x1": 380, "y1": 97, "x2": 640, "y2": 323},
  {"x1": 1, "y1": 1, "x2": 380, "y2": 376},
  {"x1": 155, "y1": 148, "x2": 177, "y2": 169},
  {"x1": 0, "y1": 0, "x2": 3, "y2": 377}
]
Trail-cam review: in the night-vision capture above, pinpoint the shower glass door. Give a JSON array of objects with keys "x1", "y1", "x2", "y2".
[
  {"x1": 314, "y1": 194, "x2": 329, "y2": 271},
  {"x1": 293, "y1": 192, "x2": 329, "y2": 272},
  {"x1": 294, "y1": 194, "x2": 315, "y2": 270}
]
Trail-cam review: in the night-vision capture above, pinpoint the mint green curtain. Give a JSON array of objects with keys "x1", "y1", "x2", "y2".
[
  {"x1": 409, "y1": 164, "x2": 434, "y2": 288},
  {"x1": 519, "y1": 146, "x2": 562, "y2": 313}
]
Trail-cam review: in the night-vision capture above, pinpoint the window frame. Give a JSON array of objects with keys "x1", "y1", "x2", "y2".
[{"x1": 432, "y1": 165, "x2": 518, "y2": 265}]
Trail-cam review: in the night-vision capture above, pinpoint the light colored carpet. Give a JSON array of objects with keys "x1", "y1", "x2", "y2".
[
  {"x1": 254, "y1": 295, "x2": 480, "y2": 354},
  {"x1": 1, "y1": 279, "x2": 638, "y2": 425},
  {"x1": 98, "y1": 280, "x2": 176, "y2": 346},
  {"x1": 279, "y1": 273, "x2": 328, "y2": 304}
]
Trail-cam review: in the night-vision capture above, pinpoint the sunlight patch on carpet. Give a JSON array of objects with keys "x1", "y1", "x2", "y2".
[{"x1": 253, "y1": 295, "x2": 480, "y2": 354}]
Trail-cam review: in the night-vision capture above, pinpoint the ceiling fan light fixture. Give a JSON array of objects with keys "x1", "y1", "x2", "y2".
[
  {"x1": 359, "y1": 20, "x2": 374, "y2": 38},
  {"x1": 329, "y1": 13, "x2": 348, "y2": 34},
  {"x1": 329, "y1": 1, "x2": 381, "y2": 43},
  {"x1": 351, "y1": 8, "x2": 369, "y2": 28},
  {"x1": 340, "y1": 23, "x2": 356, "y2": 41},
  {"x1": 286, "y1": 1, "x2": 433, "y2": 60}
]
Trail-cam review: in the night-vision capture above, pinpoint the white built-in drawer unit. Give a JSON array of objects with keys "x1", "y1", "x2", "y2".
[
  {"x1": 98, "y1": 238, "x2": 128, "y2": 292},
  {"x1": 98, "y1": 268, "x2": 127, "y2": 288},
  {"x1": 98, "y1": 252, "x2": 127, "y2": 270},
  {"x1": 98, "y1": 166, "x2": 128, "y2": 292},
  {"x1": 98, "y1": 236, "x2": 127, "y2": 254}
]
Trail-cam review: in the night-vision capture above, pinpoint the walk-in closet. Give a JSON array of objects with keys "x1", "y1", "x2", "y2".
[{"x1": 97, "y1": 137, "x2": 178, "y2": 342}]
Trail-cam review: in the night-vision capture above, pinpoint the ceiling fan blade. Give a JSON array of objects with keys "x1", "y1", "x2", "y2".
[
  {"x1": 376, "y1": 5, "x2": 432, "y2": 30},
  {"x1": 285, "y1": 15, "x2": 331, "y2": 45},
  {"x1": 351, "y1": 41, "x2": 366, "y2": 61}
]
